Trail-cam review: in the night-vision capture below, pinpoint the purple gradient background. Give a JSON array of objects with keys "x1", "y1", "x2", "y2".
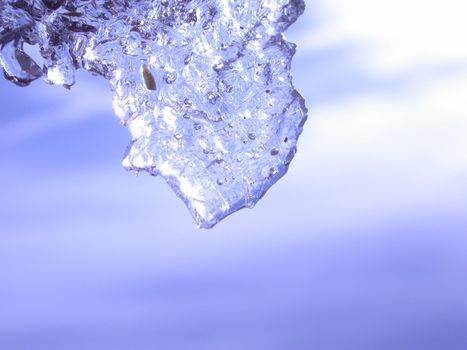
[{"x1": 1, "y1": 1, "x2": 467, "y2": 349}]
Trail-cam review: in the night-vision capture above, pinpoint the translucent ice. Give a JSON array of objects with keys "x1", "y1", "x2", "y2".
[{"x1": 0, "y1": 0, "x2": 308, "y2": 228}]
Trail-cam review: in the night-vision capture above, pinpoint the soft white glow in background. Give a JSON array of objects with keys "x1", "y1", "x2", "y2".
[{"x1": 303, "y1": 0, "x2": 467, "y2": 71}]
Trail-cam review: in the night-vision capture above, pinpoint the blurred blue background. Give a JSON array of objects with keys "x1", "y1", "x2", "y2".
[{"x1": 1, "y1": 1, "x2": 467, "y2": 349}]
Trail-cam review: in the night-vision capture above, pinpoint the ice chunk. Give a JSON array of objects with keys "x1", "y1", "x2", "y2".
[
  {"x1": 0, "y1": 40, "x2": 43, "y2": 86},
  {"x1": 0, "y1": 0, "x2": 308, "y2": 228}
]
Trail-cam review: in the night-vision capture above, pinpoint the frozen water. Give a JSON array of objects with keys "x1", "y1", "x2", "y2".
[{"x1": 0, "y1": 0, "x2": 307, "y2": 228}]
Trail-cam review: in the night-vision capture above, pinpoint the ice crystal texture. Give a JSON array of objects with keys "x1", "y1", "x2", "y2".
[{"x1": 0, "y1": 0, "x2": 307, "y2": 228}]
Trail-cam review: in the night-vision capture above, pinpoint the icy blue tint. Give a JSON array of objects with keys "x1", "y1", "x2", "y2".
[{"x1": 0, "y1": 0, "x2": 307, "y2": 228}]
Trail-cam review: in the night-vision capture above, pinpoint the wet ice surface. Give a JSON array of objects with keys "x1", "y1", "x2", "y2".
[{"x1": 0, "y1": 0, "x2": 307, "y2": 228}]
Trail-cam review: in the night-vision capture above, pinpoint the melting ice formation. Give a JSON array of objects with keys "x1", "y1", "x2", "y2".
[{"x1": 0, "y1": 0, "x2": 307, "y2": 228}]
